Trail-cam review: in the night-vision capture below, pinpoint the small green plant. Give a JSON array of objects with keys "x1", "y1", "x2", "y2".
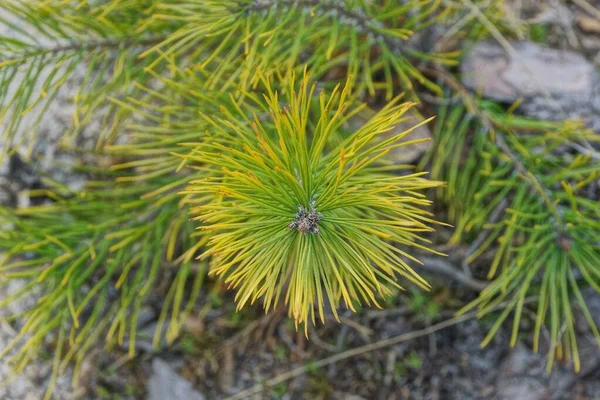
[
  {"x1": 393, "y1": 351, "x2": 423, "y2": 379},
  {"x1": 406, "y1": 351, "x2": 423, "y2": 369},
  {"x1": 394, "y1": 362, "x2": 406, "y2": 379},
  {"x1": 529, "y1": 24, "x2": 549, "y2": 44},
  {"x1": 272, "y1": 383, "x2": 289, "y2": 399},
  {"x1": 182, "y1": 71, "x2": 441, "y2": 329}
]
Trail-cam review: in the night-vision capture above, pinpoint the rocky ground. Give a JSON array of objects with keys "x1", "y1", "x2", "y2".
[{"x1": 2, "y1": 0, "x2": 600, "y2": 399}]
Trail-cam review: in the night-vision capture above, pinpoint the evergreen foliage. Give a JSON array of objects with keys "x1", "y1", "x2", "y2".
[
  {"x1": 181, "y1": 71, "x2": 441, "y2": 329},
  {"x1": 424, "y1": 94, "x2": 600, "y2": 372},
  {"x1": 0, "y1": 0, "x2": 598, "y2": 395}
]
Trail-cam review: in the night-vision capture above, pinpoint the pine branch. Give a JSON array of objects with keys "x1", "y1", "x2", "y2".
[
  {"x1": 246, "y1": 0, "x2": 396, "y2": 50},
  {"x1": 0, "y1": 0, "x2": 596, "y2": 391},
  {"x1": 422, "y1": 66, "x2": 567, "y2": 236},
  {"x1": 181, "y1": 71, "x2": 443, "y2": 328},
  {"x1": 422, "y1": 67, "x2": 600, "y2": 372},
  {"x1": 0, "y1": 0, "x2": 182, "y2": 158},
  {"x1": 145, "y1": 0, "x2": 455, "y2": 97},
  {"x1": 492, "y1": 128, "x2": 566, "y2": 234},
  {"x1": 1, "y1": 36, "x2": 165, "y2": 65}
]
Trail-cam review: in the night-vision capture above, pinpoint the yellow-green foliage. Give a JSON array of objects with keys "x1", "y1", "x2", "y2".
[
  {"x1": 181, "y1": 71, "x2": 441, "y2": 329},
  {"x1": 0, "y1": 1, "x2": 598, "y2": 397},
  {"x1": 425, "y1": 97, "x2": 600, "y2": 372}
]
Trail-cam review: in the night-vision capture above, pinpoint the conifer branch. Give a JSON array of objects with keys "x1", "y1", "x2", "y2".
[
  {"x1": 1, "y1": 36, "x2": 166, "y2": 65},
  {"x1": 246, "y1": 0, "x2": 395, "y2": 49},
  {"x1": 422, "y1": 66, "x2": 567, "y2": 235},
  {"x1": 491, "y1": 128, "x2": 566, "y2": 234},
  {"x1": 0, "y1": 1, "x2": 597, "y2": 392},
  {"x1": 181, "y1": 71, "x2": 443, "y2": 328},
  {"x1": 422, "y1": 66, "x2": 600, "y2": 372}
]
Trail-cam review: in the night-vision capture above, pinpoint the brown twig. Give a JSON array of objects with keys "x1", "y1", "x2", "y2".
[
  {"x1": 2, "y1": 36, "x2": 165, "y2": 65},
  {"x1": 418, "y1": 256, "x2": 488, "y2": 292},
  {"x1": 365, "y1": 306, "x2": 411, "y2": 319},
  {"x1": 224, "y1": 297, "x2": 537, "y2": 400}
]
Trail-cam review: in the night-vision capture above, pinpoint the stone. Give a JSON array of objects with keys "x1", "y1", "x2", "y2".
[
  {"x1": 461, "y1": 41, "x2": 600, "y2": 131},
  {"x1": 147, "y1": 358, "x2": 205, "y2": 400},
  {"x1": 495, "y1": 338, "x2": 600, "y2": 400},
  {"x1": 495, "y1": 344, "x2": 549, "y2": 400},
  {"x1": 462, "y1": 41, "x2": 595, "y2": 101}
]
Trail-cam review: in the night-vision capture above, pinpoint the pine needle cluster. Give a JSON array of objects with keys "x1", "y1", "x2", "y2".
[
  {"x1": 181, "y1": 71, "x2": 441, "y2": 329},
  {"x1": 425, "y1": 96, "x2": 600, "y2": 371}
]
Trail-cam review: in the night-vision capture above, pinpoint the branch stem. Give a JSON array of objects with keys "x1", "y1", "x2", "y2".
[
  {"x1": 225, "y1": 297, "x2": 536, "y2": 400},
  {"x1": 245, "y1": 0, "x2": 405, "y2": 53},
  {"x1": 421, "y1": 66, "x2": 567, "y2": 235},
  {"x1": 1, "y1": 36, "x2": 165, "y2": 65}
]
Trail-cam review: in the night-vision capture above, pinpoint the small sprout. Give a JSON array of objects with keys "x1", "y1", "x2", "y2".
[{"x1": 406, "y1": 351, "x2": 423, "y2": 369}]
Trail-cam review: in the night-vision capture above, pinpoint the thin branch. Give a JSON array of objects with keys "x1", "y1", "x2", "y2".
[
  {"x1": 420, "y1": 66, "x2": 568, "y2": 236},
  {"x1": 466, "y1": 198, "x2": 507, "y2": 258},
  {"x1": 572, "y1": 0, "x2": 600, "y2": 22},
  {"x1": 365, "y1": 306, "x2": 410, "y2": 319},
  {"x1": 225, "y1": 297, "x2": 537, "y2": 400},
  {"x1": 418, "y1": 256, "x2": 488, "y2": 292},
  {"x1": 245, "y1": 0, "x2": 406, "y2": 54},
  {"x1": 492, "y1": 131, "x2": 565, "y2": 229},
  {"x1": 1, "y1": 36, "x2": 165, "y2": 65}
]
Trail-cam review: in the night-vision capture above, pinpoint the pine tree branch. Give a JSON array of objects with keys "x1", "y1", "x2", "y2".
[
  {"x1": 245, "y1": 0, "x2": 402, "y2": 52},
  {"x1": 1, "y1": 36, "x2": 166, "y2": 65},
  {"x1": 248, "y1": 0, "x2": 377, "y2": 28},
  {"x1": 421, "y1": 66, "x2": 569, "y2": 238},
  {"x1": 491, "y1": 128, "x2": 566, "y2": 232}
]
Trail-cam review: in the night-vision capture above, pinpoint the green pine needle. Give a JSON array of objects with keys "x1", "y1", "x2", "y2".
[
  {"x1": 427, "y1": 97, "x2": 600, "y2": 372},
  {"x1": 181, "y1": 70, "x2": 442, "y2": 331}
]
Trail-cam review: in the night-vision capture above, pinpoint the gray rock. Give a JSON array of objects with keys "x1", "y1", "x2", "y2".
[
  {"x1": 462, "y1": 41, "x2": 595, "y2": 101},
  {"x1": 495, "y1": 344, "x2": 550, "y2": 400},
  {"x1": 147, "y1": 358, "x2": 205, "y2": 400},
  {"x1": 574, "y1": 287, "x2": 600, "y2": 334},
  {"x1": 495, "y1": 339, "x2": 600, "y2": 400},
  {"x1": 461, "y1": 41, "x2": 600, "y2": 131}
]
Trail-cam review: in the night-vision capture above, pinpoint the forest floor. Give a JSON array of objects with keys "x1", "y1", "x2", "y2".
[{"x1": 2, "y1": 0, "x2": 600, "y2": 399}]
